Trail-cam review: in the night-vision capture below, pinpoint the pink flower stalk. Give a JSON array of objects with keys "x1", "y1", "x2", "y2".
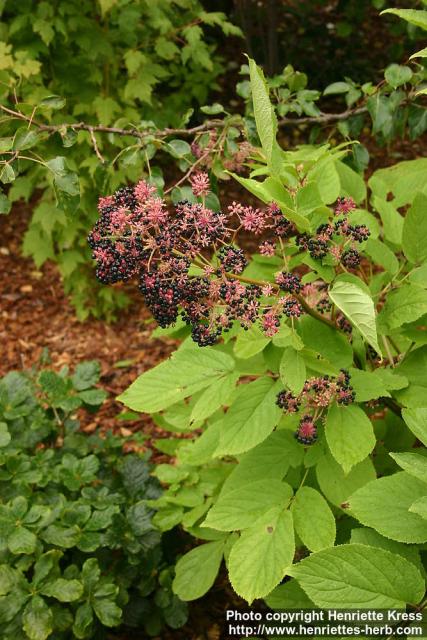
[
  {"x1": 190, "y1": 172, "x2": 210, "y2": 198},
  {"x1": 259, "y1": 241, "x2": 276, "y2": 256}
]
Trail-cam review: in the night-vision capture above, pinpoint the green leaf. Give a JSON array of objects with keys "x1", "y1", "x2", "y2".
[
  {"x1": 364, "y1": 238, "x2": 399, "y2": 276},
  {"x1": 234, "y1": 325, "x2": 270, "y2": 359},
  {"x1": 349, "y1": 472, "x2": 427, "y2": 543},
  {"x1": 228, "y1": 508, "x2": 295, "y2": 604},
  {"x1": 72, "y1": 361, "x2": 101, "y2": 390},
  {"x1": 215, "y1": 377, "x2": 281, "y2": 456},
  {"x1": 0, "y1": 163, "x2": 15, "y2": 184},
  {"x1": 203, "y1": 479, "x2": 292, "y2": 531},
  {"x1": 329, "y1": 281, "x2": 381, "y2": 354},
  {"x1": 0, "y1": 193, "x2": 11, "y2": 215},
  {"x1": 298, "y1": 316, "x2": 353, "y2": 369},
  {"x1": 46, "y1": 157, "x2": 80, "y2": 214},
  {"x1": 348, "y1": 368, "x2": 390, "y2": 402},
  {"x1": 384, "y1": 64, "x2": 412, "y2": 89},
  {"x1": 401, "y1": 408, "x2": 427, "y2": 446},
  {"x1": 220, "y1": 430, "x2": 303, "y2": 495},
  {"x1": 0, "y1": 565, "x2": 18, "y2": 596},
  {"x1": 92, "y1": 598, "x2": 122, "y2": 627},
  {"x1": 13, "y1": 127, "x2": 42, "y2": 151},
  {"x1": 402, "y1": 193, "x2": 427, "y2": 264},
  {"x1": 290, "y1": 544, "x2": 425, "y2": 608},
  {"x1": 190, "y1": 373, "x2": 238, "y2": 424},
  {"x1": 316, "y1": 453, "x2": 376, "y2": 507},
  {"x1": 118, "y1": 344, "x2": 235, "y2": 413},
  {"x1": 0, "y1": 422, "x2": 11, "y2": 447},
  {"x1": 326, "y1": 404, "x2": 376, "y2": 474},
  {"x1": 323, "y1": 82, "x2": 351, "y2": 95},
  {"x1": 173, "y1": 539, "x2": 225, "y2": 601},
  {"x1": 410, "y1": 496, "x2": 427, "y2": 519},
  {"x1": 42, "y1": 525, "x2": 81, "y2": 548},
  {"x1": 200, "y1": 103, "x2": 224, "y2": 115},
  {"x1": 372, "y1": 196, "x2": 403, "y2": 245},
  {"x1": 292, "y1": 486, "x2": 335, "y2": 552},
  {"x1": 390, "y1": 452, "x2": 427, "y2": 484},
  {"x1": 350, "y1": 527, "x2": 423, "y2": 572},
  {"x1": 40, "y1": 95, "x2": 66, "y2": 110},
  {"x1": 379, "y1": 285, "x2": 427, "y2": 331},
  {"x1": 410, "y1": 46, "x2": 427, "y2": 59},
  {"x1": 41, "y1": 578, "x2": 83, "y2": 602},
  {"x1": 23, "y1": 596, "x2": 53, "y2": 640},
  {"x1": 8, "y1": 526, "x2": 37, "y2": 554},
  {"x1": 167, "y1": 139, "x2": 192, "y2": 158},
  {"x1": 73, "y1": 603, "x2": 94, "y2": 639},
  {"x1": 335, "y1": 160, "x2": 366, "y2": 204},
  {"x1": 248, "y1": 58, "x2": 281, "y2": 175},
  {"x1": 381, "y1": 8, "x2": 427, "y2": 30},
  {"x1": 280, "y1": 348, "x2": 306, "y2": 395},
  {"x1": 265, "y1": 579, "x2": 314, "y2": 609}
]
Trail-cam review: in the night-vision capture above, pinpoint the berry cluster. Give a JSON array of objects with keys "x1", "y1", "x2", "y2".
[
  {"x1": 89, "y1": 176, "x2": 370, "y2": 347},
  {"x1": 276, "y1": 369, "x2": 355, "y2": 445},
  {"x1": 88, "y1": 176, "x2": 305, "y2": 345},
  {"x1": 295, "y1": 196, "x2": 370, "y2": 270}
]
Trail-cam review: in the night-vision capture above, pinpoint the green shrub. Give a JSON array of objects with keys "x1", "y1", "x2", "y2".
[
  {"x1": 0, "y1": 362, "x2": 188, "y2": 639},
  {"x1": 108, "y1": 58, "x2": 427, "y2": 613}
]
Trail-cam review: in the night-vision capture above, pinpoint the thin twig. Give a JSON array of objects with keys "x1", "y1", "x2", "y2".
[{"x1": 89, "y1": 126, "x2": 105, "y2": 163}]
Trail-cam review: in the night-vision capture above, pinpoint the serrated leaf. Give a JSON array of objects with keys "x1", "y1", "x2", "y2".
[
  {"x1": 220, "y1": 430, "x2": 303, "y2": 495},
  {"x1": 290, "y1": 544, "x2": 425, "y2": 608},
  {"x1": 228, "y1": 508, "x2": 295, "y2": 603},
  {"x1": 189, "y1": 373, "x2": 238, "y2": 423},
  {"x1": 72, "y1": 361, "x2": 101, "y2": 390},
  {"x1": 215, "y1": 377, "x2": 281, "y2": 456},
  {"x1": 280, "y1": 348, "x2": 306, "y2": 394},
  {"x1": 292, "y1": 486, "x2": 336, "y2": 551},
  {"x1": 173, "y1": 539, "x2": 225, "y2": 601},
  {"x1": 326, "y1": 404, "x2": 376, "y2": 474},
  {"x1": 349, "y1": 368, "x2": 390, "y2": 402},
  {"x1": 316, "y1": 453, "x2": 376, "y2": 507},
  {"x1": 410, "y1": 496, "x2": 427, "y2": 519},
  {"x1": 203, "y1": 479, "x2": 292, "y2": 531},
  {"x1": 350, "y1": 527, "x2": 423, "y2": 572},
  {"x1": 402, "y1": 408, "x2": 427, "y2": 445},
  {"x1": 234, "y1": 325, "x2": 270, "y2": 359},
  {"x1": 248, "y1": 58, "x2": 281, "y2": 175},
  {"x1": 329, "y1": 281, "x2": 381, "y2": 354},
  {"x1": 402, "y1": 193, "x2": 427, "y2": 264},
  {"x1": 390, "y1": 452, "x2": 427, "y2": 484},
  {"x1": 381, "y1": 8, "x2": 427, "y2": 30},
  {"x1": 349, "y1": 472, "x2": 427, "y2": 543},
  {"x1": 265, "y1": 579, "x2": 314, "y2": 609},
  {"x1": 118, "y1": 344, "x2": 235, "y2": 413}
]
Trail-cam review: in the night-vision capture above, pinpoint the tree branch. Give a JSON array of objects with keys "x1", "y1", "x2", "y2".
[{"x1": 0, "y1": 102, "x2": 370, "y2": 144}]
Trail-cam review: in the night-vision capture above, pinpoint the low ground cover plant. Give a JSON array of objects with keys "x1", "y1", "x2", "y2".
[
  {"x1": 0, "y1": 362, "x2": 187, "y2": 639},
  {"x1": 91, "y1": 57, "x2": 427, "y2": 616}
]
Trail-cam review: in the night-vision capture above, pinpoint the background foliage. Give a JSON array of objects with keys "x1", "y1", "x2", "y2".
[{"x1": 0, "y1": 361, "x2": 187, "y2": 639}]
